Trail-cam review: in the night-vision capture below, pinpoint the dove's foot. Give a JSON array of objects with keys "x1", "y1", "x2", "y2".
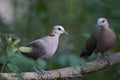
[{"x1": 33, "y1": 66, "x2": 46, "y2": 75}]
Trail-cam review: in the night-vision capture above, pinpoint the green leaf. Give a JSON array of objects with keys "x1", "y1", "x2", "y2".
[
  {"x1": 7, "y1": 63, "x2": 20, "y2": 73},
  {"x1": 10, "y1": 54, "x2": 35, "y2": 71},
  {"x1": 37, "y1": 59, "x2": 47, "y2": 69},
  {"x1": 19, "y1": 47, "x2": 32, "y2": 53},
  {"x1": 6, "y1": 36, "x2": 13, "y2": 46},
  {"x1": 58, "y1": 54, "x2": 68, "y2": 67},
  {"x1": 13, "y1": 39, "x2": 21, "y2": 45},
  {"x1": 12, "y1": 47, "x2": 18, "y2": 52},
  {"x1": 58, "y1": 53, "x2": 87, "y2": 67},
  {"x1": 6, "y1": 47, "x2": 14, "y2": 57},
  {"x1": 0, "y1": 56, "x2": 8, "y2": 63},
  {"x1": 68, "y1": 54, "x2": 80, "y2": 66}
]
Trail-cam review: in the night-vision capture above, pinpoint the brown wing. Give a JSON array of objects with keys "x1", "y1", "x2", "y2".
[
  {"x1": 80, "y1": 31, "x2": 97, "y2": 57},
  {"x1": 23, "y1": 40, "x2": 45, "y2": 60}
]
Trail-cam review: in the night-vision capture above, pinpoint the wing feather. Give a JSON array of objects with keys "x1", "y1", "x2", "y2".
[{"x1": 80, "y1": 31, "x2": 97, "y2": 57}]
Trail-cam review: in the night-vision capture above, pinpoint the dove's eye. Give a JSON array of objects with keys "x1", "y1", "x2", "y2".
[
  {"x1": 58, "y1": 28, "x2": 61, "y2": 31},
  {"x1": 102, "y1": 20, "x2": 105, "y2": 23}
]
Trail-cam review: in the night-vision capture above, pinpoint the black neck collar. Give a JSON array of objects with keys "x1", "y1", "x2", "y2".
[{"x1": 49, "y1": 34, "x2": 55, "y2": 37}]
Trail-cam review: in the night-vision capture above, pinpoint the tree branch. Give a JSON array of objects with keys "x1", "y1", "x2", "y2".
[{"x1": 0, "y1": 52, "x2": 120, "y2": 80}]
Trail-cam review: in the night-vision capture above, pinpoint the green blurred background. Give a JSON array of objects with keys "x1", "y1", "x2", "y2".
[{"x1": 0, "y1": 0, "x2": 120, "y2": 80}]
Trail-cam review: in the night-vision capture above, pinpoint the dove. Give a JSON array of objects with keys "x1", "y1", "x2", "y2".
[
  {"x1": 80, "y1": 18, "x2": 116, "y2": 61},
  {"x1": 22, "y1": 25, "x2": 68, "y2": 74}
]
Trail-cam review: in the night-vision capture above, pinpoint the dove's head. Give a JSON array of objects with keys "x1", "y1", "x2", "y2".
[
  {"x1": 96, "y1": 18, "x2": 109, "y2": 28},
  {"x1": 52, "y1": 25, "x2": 68, "y2": 36}
]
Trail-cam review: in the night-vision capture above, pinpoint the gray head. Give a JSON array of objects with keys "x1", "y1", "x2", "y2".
[
  {"x1": 51, "y1": 25, "x2": 68, "y2": 36},
  {"x1": 97, "y1": 18, "x2": 109, "y2": 28}
]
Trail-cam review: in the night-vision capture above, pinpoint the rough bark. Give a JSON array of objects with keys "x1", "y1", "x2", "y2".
[{"x1": 0, "y1": 52, "x2": 120, "y2": 80}]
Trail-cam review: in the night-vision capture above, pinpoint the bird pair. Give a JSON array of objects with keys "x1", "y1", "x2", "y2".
[{"x1": 22, "y1": 18, "x2": 116, "y2": 74}]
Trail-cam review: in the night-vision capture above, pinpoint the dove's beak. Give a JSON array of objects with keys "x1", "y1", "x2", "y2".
[
  {"x1": 95, "y1": 24, "x2": 100, "y2": 27},
  {"x1": 63, "y1": 31, "x2": 68, "y2": 35}
]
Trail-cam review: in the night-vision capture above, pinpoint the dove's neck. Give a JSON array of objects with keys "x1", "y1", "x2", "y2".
[
  {"x1": 49, "y1": 32, "x2": 61, "y2": 38},
  {"x1": 100, "y1": 25, "x2": 109, "y2": 31},
  {"x1": 49, "y1": 33, "x2": 60, "y2": 39}
]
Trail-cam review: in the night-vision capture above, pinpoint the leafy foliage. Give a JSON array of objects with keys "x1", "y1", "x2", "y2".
[
  {"x1": 58, "y1": 53, "x2": 86, "y2": 67},
  {"x1": 0, "y1": 34, "x2": 45, "y2": 73}
]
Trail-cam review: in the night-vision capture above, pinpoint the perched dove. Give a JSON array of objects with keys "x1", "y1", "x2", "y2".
[
  {"x1": 23, "y1": 25, "x2": 68, "y2": 60},
  {"x1": 22, "y1": 25, "x2": 68, "y2": 74},
  {"x1": 80, "y1": 18, "x2": 116, "y2": 60}
]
